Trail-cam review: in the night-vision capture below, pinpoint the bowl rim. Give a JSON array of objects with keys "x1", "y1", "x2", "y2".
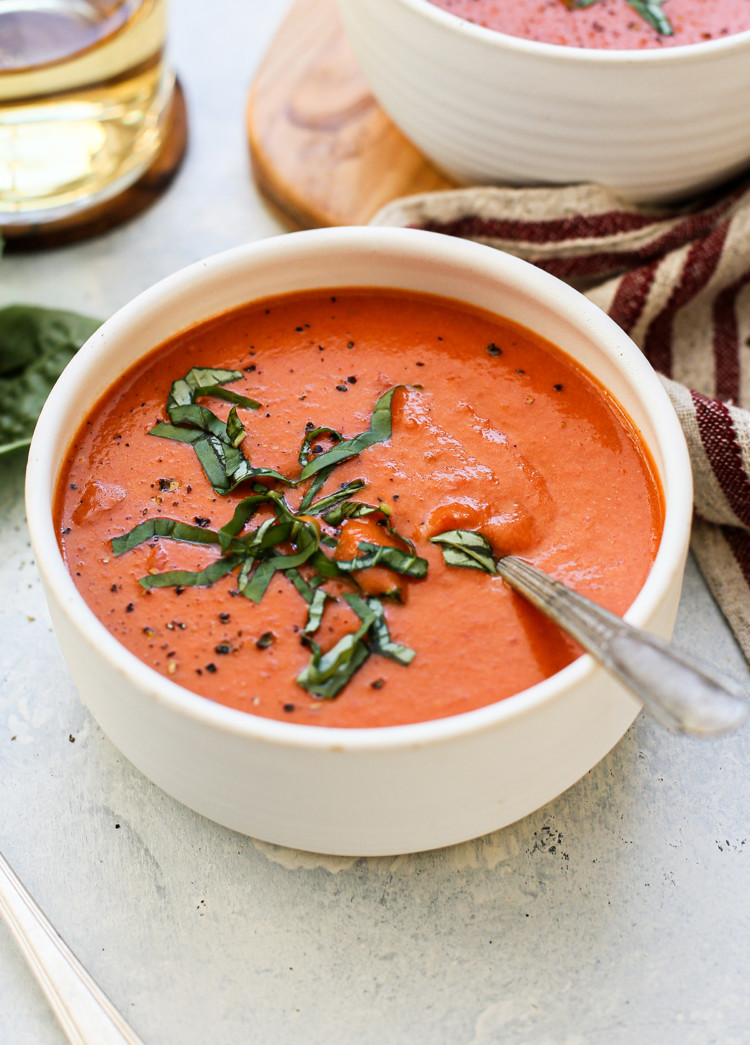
[
  {"x1": 383, "y1": 0, "x2": 750, "y2": 62},
  {"x1": 25, "y1": 226, "x2": 693, "y2": 754}
]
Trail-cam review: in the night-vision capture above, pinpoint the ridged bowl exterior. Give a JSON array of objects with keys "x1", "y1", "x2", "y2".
[
  {"x1": 338, "y1": 0, "x2": 750, "y2": 203},
  {"x1": 25, "y1": 227, "x2": 692, "y2": 855}
]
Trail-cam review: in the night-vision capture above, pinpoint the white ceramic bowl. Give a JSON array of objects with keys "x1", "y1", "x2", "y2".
[
  {"x1": 26, "y1": 227, "x2": 692, "y2": 855},
  {"x1": 337, "y1": 0, "x2": 750, "y2": 204}
]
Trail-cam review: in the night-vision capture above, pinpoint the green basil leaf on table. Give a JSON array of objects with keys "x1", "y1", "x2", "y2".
[{"x1": 0, "y1": 305, "x2": 100, "y2": 455}]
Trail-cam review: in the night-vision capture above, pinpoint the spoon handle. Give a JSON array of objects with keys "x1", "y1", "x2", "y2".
[
  {"x1": 496, "y1": 556, "x2": 749, "y2": 737},
  {"x1": 0, "y1": 850, "x2": 145, "y2": 1045}
]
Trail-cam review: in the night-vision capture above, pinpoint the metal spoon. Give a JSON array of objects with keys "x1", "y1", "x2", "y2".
[
  {"x1": 0, "y1": 849, "x2": 145, "y2": 1044},
  {"x1": 496, "y1": 555, "x2": 749, "y2": 737}
]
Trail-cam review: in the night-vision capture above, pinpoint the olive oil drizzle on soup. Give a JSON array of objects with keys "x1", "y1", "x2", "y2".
[{"x1": 56, "y1": 289, "x2": 663, "y2": 728}]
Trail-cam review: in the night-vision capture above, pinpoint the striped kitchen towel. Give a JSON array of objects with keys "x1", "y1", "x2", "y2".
[{"x1": 371, "y1": 176, "x2": 750, "y2": 662}]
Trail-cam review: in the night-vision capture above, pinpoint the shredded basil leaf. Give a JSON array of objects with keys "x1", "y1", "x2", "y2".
[
  {"x1": 430, "y1": 530, "x2": 497, "y2": 574},
  {"x1": 298, "y1": 425, "x2": 343, "y2": 467},
  {"x1": 152, "y1": 367, "x2": 277, "y2": 494},
  {"x1": 262, "y1": 517, "x2": 320, "y2": 571},
  {"x1": 344, "y1": 593, "x2": 415, "y2": 665},
  {"x1": 218, "y1": 492, "x2": 288, "y2": 552},
  {"x1": 305, "y1": 548, "x2": 346, "y2": 579},
  {"x1": 226, "y1": 406, "x2": 246, "y2": 448},
  {"x1": 220, "y1": 495, "x2": 319, "y2": 569},
  {"x1": 285, "y1": 568, "x2": 317, "y2": 603},
  {"x1": 305, "y1": 479, "x2": 367, "y2": 516},
  {"x1": 168, "y1": 403, "x2": 236, "y2": 441},
  {"x1": 239, "y1": 559, "x2": 277, "y2": 603},
  {"x1": 112, "y1": 518, "x2": 221, "y2": 556},
  {"x1": 336, "y1": 541, "x2": 428, "y2": 579},
  {"x1": 302, "y1": 587, "x2": 331, "y2": 636},
  {"x1": 627, "y1": 0, "x2": 673, "y2": 34},
  {"x1": 570, "y1": 0, "x2": 673, "y2": 34},
  {"x1": 166, "y1": 367, "x2": 260, "y2": 412},
  {"x1": 296, "y1": 611, "x2": 375, "y2": 699},
  {"x1": 239, "y1": 518, "x2": 293, "y2": 566},
  {"x1": 297, "y1": 591, "x2": 414, "y2": 697},
  {"x1": 298, "y1": 386, "x2": 401, "y2": 481},
  {"x1": 192, "y1": 436, "x2": 245, "y2": 492},
  {"x1": 191, "y1": 434, "x2": 288, "y2": 494},
  {"x1": 148, "y1": 422, "x2": 205, "y2": 445},
  {"x1": 297, "y1": 468, "x2": 329, "y2": 513},
  {"x1": 321, "y1": 500, "x2": 382, "y2": 526},
  {"x1": 138, "y1": 555, "x2": 243, "y2": 590}
]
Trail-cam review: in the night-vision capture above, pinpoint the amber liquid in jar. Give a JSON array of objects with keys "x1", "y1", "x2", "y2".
[{"x1": 0, "y1": 0, "x2": 173, "y2": 226}]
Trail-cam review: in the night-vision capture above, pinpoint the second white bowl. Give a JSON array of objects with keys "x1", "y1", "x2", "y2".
[{"x1": 338, "y1": 0, "x2": 750, "y2": 203}]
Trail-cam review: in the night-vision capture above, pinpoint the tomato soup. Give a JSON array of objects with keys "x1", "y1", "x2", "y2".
[
  {"x1": 55, "y1": 289, "x2": 663, "y2": 728},
  {"x1": 426, "y1": 0, "x2": 750, "y2": 49}
]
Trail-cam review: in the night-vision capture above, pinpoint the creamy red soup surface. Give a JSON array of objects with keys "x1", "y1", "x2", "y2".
[
  {"x1": 56, "y1": 289, "x2": 663, "y2": 729},
  {"x1": 426, "y1": 0, "x2": 750, "y2": 49}
]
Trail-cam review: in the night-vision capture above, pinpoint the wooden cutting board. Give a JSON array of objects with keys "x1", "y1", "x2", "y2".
[{"x1": 246, "y1": 0, "x2": 455, "y2": 229}]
